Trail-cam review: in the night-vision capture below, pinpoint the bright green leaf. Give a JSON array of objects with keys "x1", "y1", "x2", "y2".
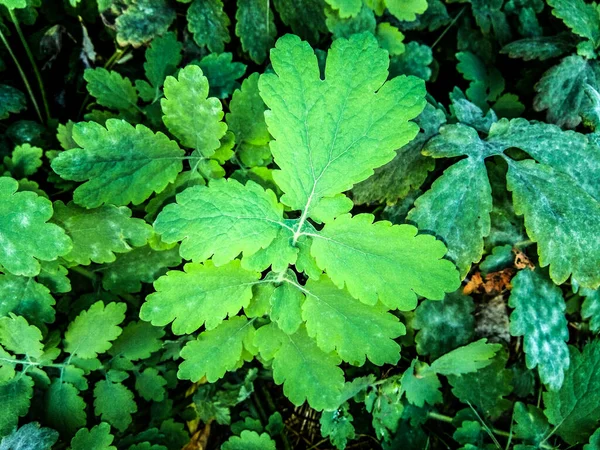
[
  {"x1": 70, "y1": 423, "x2": 116, "y2": 450},
  {"x1": 429, "y1": 339, "x2": 502, "y2": 376}
]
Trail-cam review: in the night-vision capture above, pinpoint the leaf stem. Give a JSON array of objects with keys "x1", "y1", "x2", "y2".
[
  {"x1": 0, "y1": 24, "x2": 43, "y2": 123},
  {"x1": 70, "y1": 265, "x2": 97, "y2": 281},
  {"x1": 8, "y1": 9, "x2": 50, "y2": 123}
]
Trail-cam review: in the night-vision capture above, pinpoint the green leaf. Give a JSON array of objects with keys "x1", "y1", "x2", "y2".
[
  {"x1": 582, "y1": 288, "x2": 600, "y2": 333},
  {"x1": 365, "y1": 376, "x2": 403, "y2": 441},
  {"x1": 429, "y1": 339, "x2": 502, "y2": 376},
  {"x1": 0, "y1": 314, "x2": 43, "y2": 358},
  {"x1": 401, "y1": 360, "x2": 442, "y2": 407},
  {"x1": 154, "y1": 179, "x2": 284, "y2": 265},
  {"x1": 0, "y1": 177, "x2": 71, "y2": 277},
  {"x1": 142, "y1": 31, "x2": 182, "y2": 102},
  {"x1": 195, "y1": 53, "x2": 247, "y2": 100},
  {"x1": 456, "y1": 51, "x2": 504, "y2": 108},
  {"x1": 320, "y1": 403, "x2": 356, "y2": 450},
  {"x1": 301, "y1": 276, "x2": 404, "y2": 365},
  {"x1": 161, "y1": 65, "x2": 227, "y2": 156},
  {"x1": 501, "y1": 35, "x2": 574, "y2": 61},
  {"x1": 390, "y1": 41, "x2": 434, "y2": 81},
  {"x1": 38, "y1": 260, "x2": 70, "y2": 294},
  {"x1": 187, "y1": 0, "x2": 230, "y2": 53},
  {"x1": 272, "y1": 0, "x2": 327, "y2": 42},
  {"x1": 140, "y1": 260, "x2": 260, "y2": 334},
  {"x1": 509, "y1": 269, "x2": 569, "y2": 390},
  {"x1": 101, "y1": 245, "x2": 182, "y2": 294},
  {"x1": 64, "y1": 301, "x2": 126, "y2": 359},
  {"x1": 109, "y1": 320, "x2": 164, "y2": 361},
  {"x1": 70, "y1": 423, "x2": 116, "y2": 450},
  {"x1": 352, "y1": 103, "x2": 442, "y2": 205},
  {"x1": 0, "y1": 274, "x2": 55, "y2": 327},
  {"x1": 0, "y1": 422, "x2": 58, "y2": 450},
  {"x1": 255, "y1": 323, "x2": 345, "y2": 410},
  {"x1": 408, "y1": 156, "x2": 492, "y2": 278},
  {"x1": 449, "y1": 353, "x2": 513, "y2": 419},
  {"x1": 376, "y1": 23, "x2": 405, "y2": 56},
  {"x1": 45, "y1": 380, "x2": 86, "y2": 436},
  {"x1": 543, "y1": 340, "x2": 600, "y2": 445},
  {"x1": 0, "y1": 375, "x2": 33, "y2": 436},
  {"x1": 52, "y1": 201, "x2": 152, "y2": 265},
  {"x1": 236, "y1": 0, "x2": 277, "y2": 63},
  {"x1": 51, "y1": 119, "x2": 184, "y2": 208},
  {"x1": 385, "y1": 0, "x2": 428, "y2": 21},
  {"x1": 513, "y1": 402, "x2": 550, "y2": 447},
  {"x1": 114, "y1": 0, "x2": 175, "y2": 47},
  {"x1": 178, "y1": 316, "x2": 255, "y2": 382},
  {"x1": 259, "y1": 32, "x2": 426, "y2": 212},
  {"x1": 135, "y1": 367, "x2": 166, "y2": 402},
  {"x1": 506, "y1": 159, "x2": 600, "y2": 287},
  {"x1": 547, "y1": 0, "x2": 600, "y2": 45},
  {"x1": 413, "y1": 292, "x2": 475, "y2": 358},
  {"x1": 83, "y1": 68, "x2": 138, "y2": 112},
  {"x1": 311, "y1": 213, "x2": 459, "y2": 310},
  {"x1": 585, "y1": 428, "x2": 600, "y2": 450},
  {"x1": 270, "y1": 281, "x2": 304, "y2": 335},
  {"x1": 221, "y1": 430, "x2": 276, "y2": 450},
  {"x1": 94, "y1": 380, "x2": 137, "y2": 432},
  {"x1": 0, "y1": 84, "x2": 26, "y2": 120},
  {"x1": 326, "y1": 0, "x2": 361, "y2": 18},
  {"x1": 534, "y1": 55, "x2": 600, "y2": 129},
  {"x1": 4, "y1": 144, "x2": 43, "y2": 178}
]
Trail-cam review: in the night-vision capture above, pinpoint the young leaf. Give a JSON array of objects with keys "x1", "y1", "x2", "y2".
[
  {"x1": 400, "y1": 360, "x2": 442, "y2": 407},
  {"x1": 187, "y1": 0, "x2": 230, "y2": 52},
  {"x1": 255, "y1": 324, "x2": 345, "y2": 411},
  {"x1": 94, "y1": 380, "x2": 137, "y2": 432},
  {"x1": 0, "y1": 177, "x2": 71, "y2": 277},
  {"x1": 301, "y1": 276, "x2": 404, "y2": 366},
  {"x1": 178, "y1": 316, "x2": 255, "y2": 382},
  {"x1": 154, "y1": 179, "x2": 284, "y2": 265},
  {"x1": 140, "y1": 261, "x2": 260, "y2": 334},
  {"x1": 311, "y1": 214, "x2": 460, "y2": 309},
  {"x1": 161, "y1": 65, "x2": 227, "y2": 156},
  {"x1": 270, "y1": 281, "x2": 304, "y2": 335},
  {"x1": 64, "y1": 301, "x2": 126, "y2": 359},
  {"x1": 385, "y1": 0, "x2": 428, "y2": 22},
  {"x1": 259, "y1": 32, "x2": 426, "y2": 212},
  {"x1": 0, "y1": 422, "x2": 58, "y2": 449},
  {"x1": 509, "y1": 269, "x2": 569, "y2": 391},
  {"x1": 51, "y1": 120, "x2": 184, "y2": 208},
  {"x1": 52, "y1": 201, "x2": 152, "y2": 265},
  {"x1": 70, "y1": 423, "x2": 116, "y2": 450},
  {"x1": 429, "y1": 339, "x2": 502, "y2": 376},
  {"x1": 142, "y1": 31, "x2": 182, "y2": 102},
  {"x1": 236, "y1": 0, "x2": 277, "y2": 63},
  {"x1": 221, "y1": 430, "x2": 276, "y2": 450},
  {"x1": 543, "y1": 340, "x2": 600, "y2": 445},
  {"x1": 83, "y1": 68, "x2": 139, "y2": 113}
]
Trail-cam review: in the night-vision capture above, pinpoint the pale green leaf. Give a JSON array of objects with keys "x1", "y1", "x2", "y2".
[
  {"x1": 178, "y1": 316, "x2": 255, "y2": 382},
  {"x1": 154, "y1": 179, "x2": 284, "y2": 265},
  {"x1": 4, "y1": 144, "x2": 42, "y2": 178},
  {"x1": 0, "y1": 375, "x2": 33, "y2": 435},
  {"x1": 0, "y1": 178, "x2": 71, "y2": 277},
  {"x1": 236, "y1": 0, "x2": 277, "y2": 63},
  {"x1": 161, "y1": 65, "x2": 227, "y2": 156},
  {"x1": 94, "y1": 380, "x2": 137, "y2": 432},
  {"x1": 101, "y1": 245, "x2": 182, "y2": 294},
  {"x1": 140, "y1": 260, "x2": 259, "y2": 334},
  {"x1": 0, "y1": 422, "x2": 58, "y2": 450},
  {"x1": 0, "y1": 314, "x2": 43, "y2": 358},
  {"x1": 70, "y1": 423, "x2": 116, "y2": 450},
  {"x1": 51, "y1": 120, "x2": 184, "y2": 208},
  {"x1": 376, "y1": 23, "x2": 405, "y2": 56},
  {"x1": 311, "y1": 213, "x2": 460, "y2": 309},
  {"x1": 241, "y1": 225, "x2": 298, "y2": 273},
  {"x1": 52, "y1": 201, "x2": 152, "y2": 265},
  {"x1": 83, "y1": 68, "x2": 138, "y2": 112},
  {"x1": 254, "y1": 323, "x2": 344, "y2": 410},
  {"x1": 221, "y1": 430, "x2": 276, "y2": 450},
  {"x1": 64, "y1": 301, "x2": 126, "y2": 359},
  {"x1": 45, "y1": 380, "x2": 86, "y2": 436},
  {"x1": 429, "y1": 339, "x2": 502, "y2": 376},
  {"x1": 108, "y1": 321, "x2": 165, "y2": 361},
  {"x1": 509, "y1": 269, "x2": 569, "y2": 391},
  {"x1": 325, "y1": 0, "x2": 361, "y2": 18},
  {"x1": 0, "y1": 84, "x2": 26, "y2": 120},
  {"x1": 259, "y1": 32, "x2": 426, "y2": 212},
  {"x1": 413, "y1": 292, "x2": 475, "y2": 358},
  {"x1": 385, "y1": 0, "x2": 428, "y2": 21},
  {"x1": 544, "y1": 340, "x2": 600, "y2": 445},
  {"x1": 270, "y1": 281, "x2": 304, "y2": 335},
  {"x1": 135, "y1": 367, "x2": 166, "y2": 402},
  {"x1": 301, "y1": 276, "x2": 404, "y2": 366},
  {"x1": 187, "y1": 0, "x2": 230, "y2": 52}
]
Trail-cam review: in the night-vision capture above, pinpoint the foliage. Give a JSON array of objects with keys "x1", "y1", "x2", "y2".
[{"x1": 0, "y1": 0, "x2": 598, "y2": 448}]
